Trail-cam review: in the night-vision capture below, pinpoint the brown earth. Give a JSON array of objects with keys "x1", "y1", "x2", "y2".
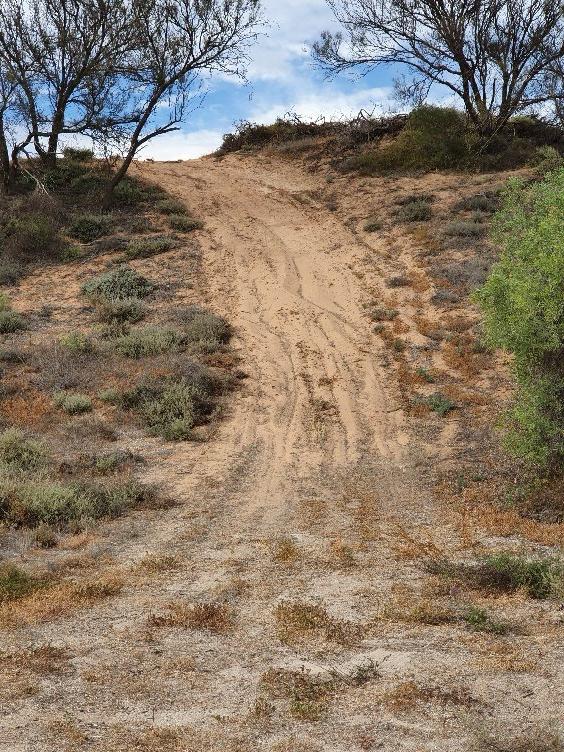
[{"x1": 1, "y1": 152, "x2": 562, "y2": 751}]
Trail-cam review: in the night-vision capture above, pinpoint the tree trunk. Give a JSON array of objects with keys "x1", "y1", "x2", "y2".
[{"x1": 0, "y1": 114, "x2": 11, "y2": 190}]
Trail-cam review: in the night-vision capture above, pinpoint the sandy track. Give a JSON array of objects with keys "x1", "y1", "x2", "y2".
[{"x1": 3, "y1": 154, "x2": 560, "y2": 752}]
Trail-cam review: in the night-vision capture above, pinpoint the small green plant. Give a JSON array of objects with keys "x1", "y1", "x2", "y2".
[
  {"x1": 81, "y1": 266, "x2": 153, "y2": 303},
  {"x1": 363, "y1": 216, "x2": 382, "y2": 232},
  {"x1": 395, "y1": 199, "x2": 433, "y2": 223},
  {"x1": 141, "y1": 380, "x2": 210, "y2": 440},
  {"x1": 415, "y1": 392, "x2": 455, "y2": 416},
  {"x1": 156, "y1": 198, "x2": 188, "y2": 215},
  {"x1": 477, "y1": 553, "x2": 563, "y2": 599},
  {"x1": 463, "y1": 606, "x2": 510, "y2": 635},
  {"x1": 444, "y1": 219, "x2": 486, "y2": 237},
  {"x1": 0, "y1": 564, "x2": 43, "y2": 602},
  {"x1": 0, "y1": 309, "x2": 26, "y2": 334},
  {"x1": 7, "y1": 212, "x2": 60, "y2": 257},
  {"x1": 59, "y1": 332, "x2": 95, "y2": 354},
  {"x1": 95, "y1": 297, "x2": 146, "y2": 323},
  {"x1": 168, "y1": 214, "x2": 204, "y2": 232},
  {"x1": 180, "y1": 306, "x2": 230, "y2": 351},
  {"x1": 416, "y1": 366, "x2": 435, "y2": 383},
  {"x1": 0, "y1": 258, "x2": 23, "y2": 285},
  {"x1": 0, "y1": 429, "x2": 49, "y2": 473},
  {"x1": 111, "y1": 326, "x2": 182, "y2": 358},
  {"x1": 54, "y1": 392, "x2": 93, "y2": 414},
  {"x1": 68, "y1": 213, "x2": 112, "y2": 242},
  {"x1": 111, "y1": 178, "x2": 146, "y2": 206},
  {"x1": 369, "y1": 307, "x2": 398, "y2": 322},
  {"x1": 122, "y1": 236, "x2": 176, "y2": 260}
]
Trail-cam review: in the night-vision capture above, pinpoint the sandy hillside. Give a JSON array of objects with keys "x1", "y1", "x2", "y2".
[{"x1": 1, "y1": 152, "x2": 563, "y2": 752}]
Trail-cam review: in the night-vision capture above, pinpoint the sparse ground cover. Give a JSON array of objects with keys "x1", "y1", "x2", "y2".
[{"x1": 0, "y1": 139, "x2": 562, "y2": 751}]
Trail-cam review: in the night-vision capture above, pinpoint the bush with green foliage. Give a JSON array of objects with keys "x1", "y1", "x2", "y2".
[
  {"x1": 477, "y1": 553, "x2": 563, "y2": 599},
  {"x1": 346, "y1": 106, "x2": 470, "y2": 174},
  {"x1": 62, "y1": 147, "x2": 94, "y2": 162},
  {"x1": 59, "y1": 332, "x2": 95, "y2": 354},
  {"x1": 363, "y1": 216, "x2": 382, "y2": 232},
  {"x1": 168, "y1": 214, "x2": 203, "y2": 232},
  {"x1": 444, "y1": 219, "x2": 486, "y2": 237},
  {"x1": 0, "y1": 478, "x2": 145, "y2": 527},
  {"x1": 110, "y1": 326, "x2": 182, "y2": 358},
  {"x1": 156, "y1": 198, "x2": 188, "y2": 215},
  {"x1": 0, "y1": 429, "x2": 48, "y2": 473},
  {"x1": 95, "y1": 297, "x2": 146, "y2": 324},
  {"x1": 179, "y1": 306, "x2": 230, "y2": 351},
  {"x1": 122, "y1": 236, "x2": 176, "y2": 260},
  {"x1": 0, "y1": 309, "x2": 26, "y2": 334},
  {"x1": 532, "y1": 145, "x2": 564, "y2": 176},
  {"x1": 0, "y1": 564, "x2": 43, "y2": 602},
  {"x1": 141, "y1": 380, "x2": 213, "y2": 440},
  {"x1": 81, "y1": 266, "x2": 153, "y2": 303},
  {"x1": 68, "y1": 213, "x2": 112, "y2": 242},
  {"x1": 54, "y1": 392, "x2": 93, "y2": 414},
  {"x1": 475, "y1": 170, "x2": 564, "y2": 466}
]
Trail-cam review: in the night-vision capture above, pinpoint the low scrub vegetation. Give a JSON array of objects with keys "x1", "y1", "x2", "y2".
[
  {"x1": 475, "y1": 169, "x2": 564, "y2": 467},
  {"x1": 81, "y1": 266, "x2": 154, "y2": 303},
  {"x1": 168, "y1": 214, "x2": 203, "y2": 232},
  {"x1": 121, "y1": 236, "x2": 176, "y2": 260},
  {"x1": 68, "y1": 213, "x2": 112, "y2": 243}
]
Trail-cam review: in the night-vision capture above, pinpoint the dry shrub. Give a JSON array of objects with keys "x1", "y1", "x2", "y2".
[
  {"x1": 0, "y1": 573, "x2": 123, "y2": 627},
  {"x1": 137, "y1": 553, "x2": 181, "y2": 574},
  {"x1": 382, "y1": 680, "x2": 479, "y2": 711},
  {"x1": 274, "y1": 600, "x2": 363, "y2": 646},
  {"x1": 442, "y1": 333, "x2": 491, "y2": 376},
  {"x1": 270, "y1": 535, "x2": 300, "y2": 564},
  {"x1": 148, "y1": 601, "x2": 234, "y2": 633},
  {"x1": 0, "y1": 391, "x2": 53, "y2": 427},
  {"x1": 376, "y1": 585, "x2": 455, "y2": 626}
]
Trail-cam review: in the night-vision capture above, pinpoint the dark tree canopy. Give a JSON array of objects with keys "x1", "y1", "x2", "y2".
[{"x1": 314, "y1": 0, "x2": 564, "y2": 134}]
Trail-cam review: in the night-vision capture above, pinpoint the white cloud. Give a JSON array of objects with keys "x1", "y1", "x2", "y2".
[
  {"x1": 250, "y1": 85, "x2": 395, "y2": 124},
  {"x1": 139, "y1": 128, "x2": 224, "y2": 160}
]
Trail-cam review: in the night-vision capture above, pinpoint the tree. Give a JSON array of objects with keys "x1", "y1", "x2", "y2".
[
  {"x1": 314, "y1": 0, "x2": 564, "y2": 135},
  {"x1": 103, "y1": 0, "x2": 261, "y2": 201},
  {"x1": 0, "y1": 0, "x2": 135, "y2": 173}
]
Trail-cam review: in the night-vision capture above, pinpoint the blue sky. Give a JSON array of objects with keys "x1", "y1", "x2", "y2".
[{"x1": 142, "y1": 0, "x2": 400, "y2": 160}]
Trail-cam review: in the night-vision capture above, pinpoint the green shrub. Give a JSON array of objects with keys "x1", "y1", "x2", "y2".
[
  {"x1": 156, "y1": 198, "x2": 187, "y2": 215},
  {"x1": 395, "y1": 199, "x2": 433, "y2": 223},
  {"x1": 141, "y1": 380, "x2": 212, "y2": 440},
  {"x1": 6, "y1": 212, "x2": 60, "y2": 257},
  {"x1": 444, "y1": 219, "x2": 486, "y2": 237},
  {"x1": 122, "y1": 236, "x2": 176, "y2": 260},
  {"x1": 415, "y1": 392, "x2": 456, "y2": 417},
  {"x1": 179, "y1": 306, "x2": 230, "y2": 351},
  {"x1": 0, "y1": 258, "x2": 23, "y2": 285},
  {"x1": 363, "y1": 216, "x2": 382, "y2": 232},
  {"x1": 532, "y1": 145, "x2": 564, "y2": 176},
  {"x1": 369, "y1": 307, "x2": 398, "y2": 322},
  {"x1": 95, "y1": 297, "x2": 146, "y2": 323},
  {"x1": 463, "y1": 606, "x2": 510, "y2": 635},
  {"x1": 346, "y1": 106, "x2": 470, "y2": 174},
  {"x1": 0, "y1": 429, "x2": 48, "y2": 473},
  {"x1": 62, "y1": 147, "x2": 94, "y2": 162},
  {"x1": 455, "y1": 192, "x2": 500, "y2": 213},
  {"x1": 54, "y1": 392, "x2": 92, "y2": 414},
  {"x1": 0, "y1": 478, "x2": 145, "y2": 527},
  {"x1": 0, "y1": 293, "x2": 9, "y2": 311},
  {"x1": 168, "y1": 214, "x2": 203, "y2": 232},
  {"x1": 81, "y1": 266, "x2": 153, "y2": 303},
  {"x1": 477, "y1": 553, "x2": 563, "y2": 599},
  {"x1": 68, "y1": 213, "x2": 111, "y2": 242},
  {"x1": 474, "y1": 170, "x2": 564, "y2": 465},
  {"x1": 111, "y1": 326, "x2": 182, "y2": 358},
  {"x1": 111, "y1": 178, "x2": 146, "y2": 206},
  {"x1": 59, "y1": 332, "x2": 95, "y2": 354},
  {"x1": 0, "y1": 564, "x2": 42, "y2": 602},
  {"x1": 0, "y1": 310, "x2": 26, "y2": 334}
]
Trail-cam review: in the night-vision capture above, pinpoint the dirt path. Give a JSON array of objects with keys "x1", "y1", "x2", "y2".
[{"x1": 2, "y1": 155, "x2": 560, "y2": 752}]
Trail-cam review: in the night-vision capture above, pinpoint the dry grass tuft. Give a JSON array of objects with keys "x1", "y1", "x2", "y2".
[
  {"x1": 274, "y1": 600, "x2": 363, "y2": 646},
  {"x1": 382, "y1": 680, "x2": 480, "y2": 711},
  {"x1": 0, "y1": 573, "x2": 123, "y2": 627},
  {"x1": 148, "y1": 601, "x2": 234, "y2": 633}
]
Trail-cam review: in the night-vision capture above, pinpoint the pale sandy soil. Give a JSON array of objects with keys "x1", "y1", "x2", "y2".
[{"x1": 1, "y1": 153, "x2": 562, "y2": 752}]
